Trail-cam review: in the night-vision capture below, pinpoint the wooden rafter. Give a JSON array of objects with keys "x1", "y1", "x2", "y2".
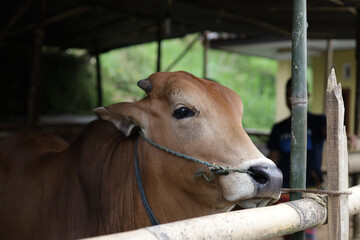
[
  {"x1": 0, "y1": 5, "x2": 90, "y2": 40},
  {"x1": 1, "y1": 0, "x2": 33, "y2": 36}
]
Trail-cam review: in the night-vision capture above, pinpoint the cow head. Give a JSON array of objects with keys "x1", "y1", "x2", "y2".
[{"x1": 94, "y1": 71, "x2": 282, "y2": 212}]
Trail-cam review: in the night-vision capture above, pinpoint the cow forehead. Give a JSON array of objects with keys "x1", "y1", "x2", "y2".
[{"x1": 147, "y1": 71, "x2": 243, "y2": 109}]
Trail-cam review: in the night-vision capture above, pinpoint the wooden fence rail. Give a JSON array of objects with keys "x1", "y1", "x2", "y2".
[{"x1": 83, "y1": 185, "x2": 360, "y2": 240}]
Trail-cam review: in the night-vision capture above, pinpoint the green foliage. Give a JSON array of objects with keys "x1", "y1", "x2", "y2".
[
  {"x1": 100, "y1": 44, "x2": 156, "y2": 105},
  {"x1": 101, "y1": 34, "x2": 278, "y2": 130}
]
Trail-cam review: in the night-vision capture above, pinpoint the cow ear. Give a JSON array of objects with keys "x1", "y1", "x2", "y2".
[{"x1": 93, "y1": 105, "x2": 139, "y2": 137}]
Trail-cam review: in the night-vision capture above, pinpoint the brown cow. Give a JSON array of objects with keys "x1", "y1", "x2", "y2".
[{"x1": 0, "y1": 71, "x2": 282, "y2": 239}]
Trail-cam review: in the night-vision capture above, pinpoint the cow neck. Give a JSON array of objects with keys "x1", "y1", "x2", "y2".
[
  {"x1": 135, "y1": 131, "x2": 256, "y2": 225},
  {"x1": 134, "y1": 135, "x2": 159, "y2": 226}
]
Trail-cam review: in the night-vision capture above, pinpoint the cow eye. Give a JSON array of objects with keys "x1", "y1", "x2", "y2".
[{"x1": 173, "y1": 107, "x2": 195, "y2": 119}]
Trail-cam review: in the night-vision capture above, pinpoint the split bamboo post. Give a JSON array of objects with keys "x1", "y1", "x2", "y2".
[
  {"x1": 83, "y1": 185, "x2": 360, "y2": 240},
  {"x1": 326, "y1": 68, "x2": 349, "y2": 239}
]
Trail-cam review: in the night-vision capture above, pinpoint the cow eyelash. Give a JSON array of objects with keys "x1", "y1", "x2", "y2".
[{"x1": 173, "y1": 106, "x2": 196, "y2": 119}]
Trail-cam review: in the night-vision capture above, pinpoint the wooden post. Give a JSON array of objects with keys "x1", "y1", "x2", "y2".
[
  {"x1": 27, "y1": 28, "x2": 44, "y2": 125},
  {"x1": 203, "y1": 31, "x2": 209, "y2": 79},
  {"x1": 95, "y1": 53, "x2": 103, "y2": 107},
  {"x1": 156, "y1": 22, "x2": 162, "y2": 72},
  {"x1": 326, "y1": 68, "x2": 349, "y2": 240},
  {"x1": 94, "y1": 38, "x2": 103, "y2": 107}
]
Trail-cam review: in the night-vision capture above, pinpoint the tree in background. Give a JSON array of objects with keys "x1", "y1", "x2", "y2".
[{"x1": 101, "y1": 34, "x2": 277, "y2": 131}]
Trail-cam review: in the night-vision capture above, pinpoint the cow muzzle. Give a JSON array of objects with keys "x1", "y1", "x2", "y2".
[
  {"x1": 248, "y1": 164, "x2": 283, "y2": 200},
  {"x1": 236, "y1": 163, "x2": 283, "y2": 208},
  {"x1": 220, "y1": 159, "x2": 283, "y2": 208}
]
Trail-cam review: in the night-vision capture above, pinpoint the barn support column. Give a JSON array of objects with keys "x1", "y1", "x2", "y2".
[
  {"x1": 27, "y1": 28, "x2": 44, "y2": 126},
  {"x1": 203, "y1": 31, "x2": 209, "y2": 79},
  {"x1": 290, "y1": 0, "x2": 307, "y2": 239},
  {"x1": 94, "y1": 39, "x2": 103, "y2": 107},
  {"x1": 156, "y1": 22, "x2": 162, "y2": 72},
  {"x1": 95, "y1": 53, "x2": 103, "y2": 107}
]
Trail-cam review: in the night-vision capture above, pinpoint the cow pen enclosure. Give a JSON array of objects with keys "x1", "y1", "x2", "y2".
[
  {"x1": 2, "y1": 0, "x2": 360, "y2": 240},
  {"x1": 84, "y1": 188, "x2": 360, "y2": 240},
  {"x1": 80, "y1": 69, "x2": 360, "y2": 240}
]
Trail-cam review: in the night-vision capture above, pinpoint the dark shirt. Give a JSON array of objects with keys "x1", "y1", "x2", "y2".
[{"x1": 267, "y1": 112, "x2": 326, "y2": 188}]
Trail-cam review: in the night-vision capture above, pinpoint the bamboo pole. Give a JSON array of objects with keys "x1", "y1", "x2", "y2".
[
  {"x1": 290, "y1": 0, "x2": 307, "y2": 199},
  {"x1": 290, "y1": 0, "x2": 307, "y2": 197},
  {"x1": 326, "y1": 68, "x2": 349, "y2": 239},
  {"x1": 290, "y1": 1, "x2": 307, "y2": 239},
  {"x1": 82, "y1": 185, "x2": 360, "y2": 240}
]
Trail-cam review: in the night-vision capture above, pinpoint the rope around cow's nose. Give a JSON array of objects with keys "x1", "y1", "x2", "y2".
[{"x1": 138, "y1": 131, "x2": 255, "y2": 182}]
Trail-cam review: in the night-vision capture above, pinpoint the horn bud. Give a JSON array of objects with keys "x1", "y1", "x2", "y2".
[{"x1": 137, "y1": 79, "x2": 152, "y2": 92}]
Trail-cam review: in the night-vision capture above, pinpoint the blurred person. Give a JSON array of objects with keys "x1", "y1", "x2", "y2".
[{"x1": 348, "y1": 133, "x2": 360, "y2": 151}]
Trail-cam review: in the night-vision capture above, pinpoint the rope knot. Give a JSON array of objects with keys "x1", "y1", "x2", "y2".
[{"x1": 209, "y1": 164, "x2": 230, "y2": 175}]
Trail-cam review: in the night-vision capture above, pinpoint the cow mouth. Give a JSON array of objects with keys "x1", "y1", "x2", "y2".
[{"x1": 236, "y1": 197, "x2": 274, "y2": 209}]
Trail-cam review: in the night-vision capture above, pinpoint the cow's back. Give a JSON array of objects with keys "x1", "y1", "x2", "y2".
[
  {"x1": 0, "y1": 121, "x2": 135, "y2": 239},
  {"x1": 0, "y1": 130, "x2": 68, "y2": 175},
  {"x1": 0, "y1": 130, "x2": 69, "y2": 239}
]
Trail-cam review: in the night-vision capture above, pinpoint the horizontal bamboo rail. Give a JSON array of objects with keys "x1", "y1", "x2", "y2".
[{"x1": 83, "y1": 184, "x2": 360, "y2": 240}]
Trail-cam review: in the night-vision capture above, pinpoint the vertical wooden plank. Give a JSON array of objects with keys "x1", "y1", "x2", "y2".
[
  {"x1": 326, "y1": 68, "x2": 349, "y2": 240},
  {"x1": 203, "y1": 31, "x2": 209, "y2": 79},
  {"x1": 27, "y1": 28, "x2": 44, "y2": 125},
  {"x1": 156, "y1": 22, "x2": 162, "y2": 72},
  {"x1": 94, "y1": 38, "x2": 103, "y2": 107},
  {"x1": 95, "y1": 53, "x2": 103, "y2": 107}
]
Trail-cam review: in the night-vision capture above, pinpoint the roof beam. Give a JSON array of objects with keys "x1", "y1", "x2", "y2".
[
  {"x1": 1, "y1": 0, "x2": 33, "y2": 37},
  {"x1": 329, "y1": 0, "x2": 357, "y2": 15},
  {"x1": 174, "y1": 1, "x2": 291, "y2": 37},
  {"x1": 0, "y1": 5, "x2": 90, "y2": 40}
]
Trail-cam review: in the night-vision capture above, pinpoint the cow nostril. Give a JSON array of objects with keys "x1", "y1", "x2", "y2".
[
  {"x1": 247, "y1": 163, "x2": 283, "y2": 200},
  {"x1": 248, "y1": 166, "x2": 269, "y2": 185}
]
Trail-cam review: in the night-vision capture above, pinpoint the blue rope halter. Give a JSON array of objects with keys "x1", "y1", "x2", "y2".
[
  {"x1": 138, "y1": 131, "x2": 255, "y2": 182},
  {"x1": 134, "y1": 136, "x2": 159, "y2": 226},
  {"x1": 134, "y1": 131, "x2": 255, "y2": 226}
]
